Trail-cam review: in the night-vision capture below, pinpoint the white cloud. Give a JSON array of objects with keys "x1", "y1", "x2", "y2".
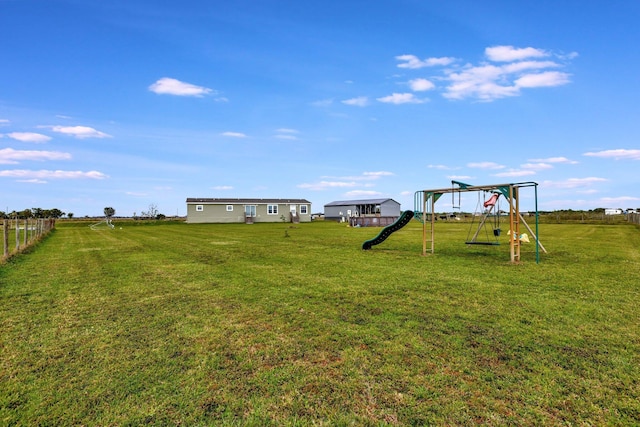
[
  {"x1": 502, "y1": 60, "x2": 560, "y2": 74},
  {"x1": 485, "y1": 46, "x2": 548, "y2": 62},
  {"x1": 521, "y1": 162, "x2": 553, "y2": 170},
  {"x1": 274, "y1": 128, "x2": 300, "y2": 140},
  {"x1": 17, "y1": 179, "x2": 47, "y2": 184},
  {"x1": 6, "y1": 132, "x2": 52, "y2": 143},
  {"x1": 528, "y1": 156, "x2": 578, "y2": 164},
  {"x1": 298, "y1": 171, "x2": 392, "y2": 191},
  {"x1": 275, "y1": 134, "x2": 298, "y2": 140},
  {"x1": 276, "y1": 128, "x2": 299, "y2": 134},
  {"x1": 363, "y1": 171, "x2": 394, "y2": 178},
  {"x1": 600, "y1": 196, "x2": 640, "y2": 204},
  {"x1": 583, "y1": 149, "x2": 640, "y2": 160},
  {"x1": 409, "y1": 78, "x2": 435, "y2": 91},
  {"x1": 342, "y1": 96, "x2": 369, "y2": 107},
  {"x1": 428, "y1": 164, "x2": 449, "y2": 170},
  {"x1": 396, "y1": 54, "x2": 456, "y2": 69},
  {"x1": 311, "y1": 98, "x2": 334, "y2": 107},
  {"x1": 0, "y1": 148, "x2": 71, "y2": 164},
  {"x1": 515, "y1": 71, "x2": 571, "y2": 88},
  {"x1": 377, "y1": 93, "x2": 424, "y2": 104},
  {"x1": 0, "y1": 169, "x2": 108, "y2": 179},
  {"x1": 393, "y1": 46, "x2": 573, "y2": 101},
  {"x1": 212, "y1": 185, "x2": 233, "y2": 190},
  {"x1": 297, "y1": 180, "x2": 358, "y2": 191},
  {"x1": 444, "y1": 65, "x2": 520, "y2": 101},
  {"x1": 48, "y1": 125, "x2": 111, "y2": 139},
  {"x1": 387, "y1": 47, "x2": 575, "y2": 102},
  {"x1": 322, "y1": 172, "x2": 392, "y2": 182},
  {"x1": 443, "y1": 60, "x2": 571, "y2": 101},
  {"x1": 221, "y1": 131, "x2": 247, "y2": 138},
  {"x1": 149, "y1": 77, "x2": 214, "y2": 97},
  {"x1": 493, "y1": 169, "x2": 536, "y2": 178},
  {"x1": 0, "y1": 119, "x2": 10, "y2": 126},
  {"x1": 542, "y1": 177, "x2": 607, "y2": 189},
  {"x1": 467, "y1": 162, "x2": 505, "y2": 170},
  {"x1": 344, "y1": 190, "x2": 383, "y2": 197}
]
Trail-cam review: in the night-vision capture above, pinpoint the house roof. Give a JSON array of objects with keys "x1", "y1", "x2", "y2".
[
  {"x1": 186, "y1": 198, "x2": 311, "y2": 204},
  {"x1": 324, "y1": 198, "x2": 398, "y2": 207}
]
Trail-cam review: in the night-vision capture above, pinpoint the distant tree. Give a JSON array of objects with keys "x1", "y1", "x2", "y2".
[
  {"x1": 141, "y1": 203, "x2": 159, "y2": 219},
  {"x1": 104, "y1": 207, "x2": 115, "y2": 218},
  {"x1": 0, "y1": 211, "x2": 6, "y2": 219},
  {"x1": 44, "y1": 208, "x2": 65, "y2": 219},
  {"x1": 67, "y1": 213, "x2": 74, "y2": 219},
  {"x1": 18, "y1": 209, "x2": 33, "y2": 219}
]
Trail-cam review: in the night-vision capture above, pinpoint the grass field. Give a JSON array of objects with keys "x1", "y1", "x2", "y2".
[{"x1": 1, "y1": 219, "x2": 639, "y2": 425}]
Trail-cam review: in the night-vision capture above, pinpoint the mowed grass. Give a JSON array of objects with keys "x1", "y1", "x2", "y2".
[{"x1": 1, "y1": 220, "x2": 639, "y2": 425}]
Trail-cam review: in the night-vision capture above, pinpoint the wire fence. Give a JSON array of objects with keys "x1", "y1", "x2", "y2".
[
  {"x1": 2, "y1": 218, "x2": 56, "y2": 262},
  {"x1": 629, "y1": 213, "x2": 640, "y2": 225}
]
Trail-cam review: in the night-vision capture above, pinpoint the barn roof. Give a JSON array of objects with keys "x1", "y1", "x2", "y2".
[
  {"x1": 186, "y1": 198, "x2": 311, "y2": 204},
  {"x1": 324, "y1": 198, "x2": 398, "y2": 207}
]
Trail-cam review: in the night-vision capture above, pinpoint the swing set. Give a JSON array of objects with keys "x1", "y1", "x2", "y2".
[{"x1": 414, "y1": 181, "x2": 546, "y2": 263}]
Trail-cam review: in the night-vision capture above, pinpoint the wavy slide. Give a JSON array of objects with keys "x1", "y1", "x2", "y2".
[{"x1": 362, "y1": 210, "x2": 415, "y2": 250}]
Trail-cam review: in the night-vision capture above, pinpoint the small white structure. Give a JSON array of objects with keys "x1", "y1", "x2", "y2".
[{"x1": 605, "y1": 208, "x2": 623, "y2": 215}]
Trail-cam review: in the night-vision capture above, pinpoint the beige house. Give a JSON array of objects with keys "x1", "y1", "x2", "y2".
[{"x1": 186, "y1": 198, "x2": 312, "y2": 224}]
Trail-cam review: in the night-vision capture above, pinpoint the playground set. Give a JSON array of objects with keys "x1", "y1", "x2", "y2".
[{"x1": 362, "y1": 181, "x2": 546, "y2": 263}]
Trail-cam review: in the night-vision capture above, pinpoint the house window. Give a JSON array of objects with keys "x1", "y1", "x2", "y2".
[
  {"x1": 226, "y1": 205, "x2": 233, "y2": 212},
  {"x1": 300, "y1": 205, "x2": 308, "y2": 214},
  {"x1": 267, "y1": 204, "x2": 278, "y2": 215},
  {"x1": 196, "y1": 205, "x2": 204, "y2": 212}
]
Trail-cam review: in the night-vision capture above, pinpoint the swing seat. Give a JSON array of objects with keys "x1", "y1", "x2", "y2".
[{"x1": 465, "y1": 241, "x2": 500, "y2": 246}]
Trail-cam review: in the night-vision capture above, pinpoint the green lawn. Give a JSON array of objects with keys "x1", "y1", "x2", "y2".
[{"x1": 1, "y1": 220, "x2": 639, "y2": 425}]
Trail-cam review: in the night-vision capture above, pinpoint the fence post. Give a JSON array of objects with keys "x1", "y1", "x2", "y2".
[
  {"x1": 15, "y1": 218, "x2": 20, "y2": 250},
  {"x1": 3, "y1": 220, "x2": 8, "y2": 258},
  {"x1": 23, "y1": 219, "x2": 28, "y2": 246}
]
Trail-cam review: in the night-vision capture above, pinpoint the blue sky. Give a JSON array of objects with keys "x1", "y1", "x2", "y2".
[{"x1": 2, "y1": 0, "x2": 639, "y2": 217}]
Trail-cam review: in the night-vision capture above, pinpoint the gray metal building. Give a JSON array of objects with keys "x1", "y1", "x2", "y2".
[{"x1": 324, "y1": 198, "x2": 401, "y2": 222}]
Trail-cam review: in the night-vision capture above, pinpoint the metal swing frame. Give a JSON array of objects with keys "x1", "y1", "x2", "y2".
[{"x1": 414, "y1": 181, "x2": 547, "y2": 263}]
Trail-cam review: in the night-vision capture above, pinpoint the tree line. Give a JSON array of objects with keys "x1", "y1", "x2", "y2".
[
  {"x1": 1, "y1": 203, "x2": 166, "y2": 220},
  {"x1": 0, "y1": 208, "x2": 69, "y2": 219}
]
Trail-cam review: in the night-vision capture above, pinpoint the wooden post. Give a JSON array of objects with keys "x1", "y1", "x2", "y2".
[
  {"x1": 23, "y1": 219, "x2": 28, "y2": 246},
  {"x1": 15, "y1": 218, "x2": 20, "y2": 250},
  {"x1": 430, "y1": 194, "x2": 435, "y2": 254},
  {"x1": 3, "y1": 220, "x2": 8, "y2": 258}
]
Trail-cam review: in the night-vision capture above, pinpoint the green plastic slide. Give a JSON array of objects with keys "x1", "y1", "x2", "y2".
[{"x1": 362, "y1": 210, "x2": 414, "y2": 250}]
